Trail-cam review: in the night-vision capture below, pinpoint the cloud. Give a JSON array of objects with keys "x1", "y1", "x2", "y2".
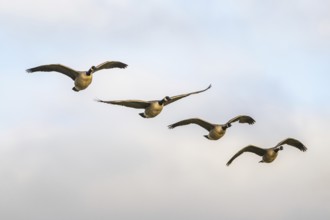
[
  {"x1": 0, "y1": 0, "x2": 192, "y2": 35},
  {"x1": 318, "y1": 20, "x2": 330, "y2": 38},
  {"x1": 1, "y1": 0, "x2": 330, "y2": 219},
  {"x1": 1, "y1": 0, "x2": 112, "y2": 24}
]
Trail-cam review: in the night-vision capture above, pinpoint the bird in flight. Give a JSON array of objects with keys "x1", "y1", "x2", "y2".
[
  {"x1": 26, "y1": 61, "x2": 127, "y2": 92},
  {"x1": 226, "y1": 138, "x2": 307, "y2": 166},
  {"x1": 96, "y1": 84, "x2": 211, "y2": 118},
  {"x1": 168, "y1": 115, "x2": 255, "y2": 140}
]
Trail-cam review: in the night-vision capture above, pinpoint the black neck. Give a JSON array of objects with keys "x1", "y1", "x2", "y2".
[
  {"x1": 222, "y1": 124, "x2": 231, "y2": 130},
  {"x1": 158, "y1": 99, "x2": 166, "y2": 105}
]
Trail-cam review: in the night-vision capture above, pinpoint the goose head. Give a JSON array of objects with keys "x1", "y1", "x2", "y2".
[
  {"x1": 222, "y1": 123, "x2": 231, "y2": 130},
  {"x1": 86, "y1": 66, "x2": 96, "y2": 75},
  {"x1": 159, "y1": 96, "x2": 171, "y2": 105},
  {"x1": 274, "y1": 146, "x2": 284, "y2": 153}
]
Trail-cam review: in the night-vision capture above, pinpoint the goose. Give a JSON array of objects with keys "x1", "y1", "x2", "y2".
[
  {"x1": 26, "y1": 61, "x2": 127, "y2": 92},
  {"x1": 226, "y1": 138, "x2": 307, "y2": 166},
  {"x1": 168, "y1": 115, "x2": 255, "y2": 140},
  {"x1": 96, "y1": 84, "x2": 211, "y2": 118}
]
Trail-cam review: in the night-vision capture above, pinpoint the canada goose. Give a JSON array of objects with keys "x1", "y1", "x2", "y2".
[
  {"x1": 26, "y1": 61, "x2": 127, "y2": 91},
  {"x1": 96, "y1": 84, "x2": 211, "y2": 118},
  {"x1": 168, "y1": 115, "x2": 255, "y2": 140},
  {"x1": 226, "y1": 138, "x2": 307, "y2": 166}
]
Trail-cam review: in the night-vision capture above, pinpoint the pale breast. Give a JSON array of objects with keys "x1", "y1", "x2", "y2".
[
  {"x1": 208, "y1": 125, "x2": 225, "y2": 140},
  {"x1": 75, "y1": 74, "x2": 93, "y2": 90},
  {"x1": 144, "y1": 102, "x2": 163, "y2": 118},
  {"x1": 263, "y1": 150, "x2": 278, "y2": 163}
]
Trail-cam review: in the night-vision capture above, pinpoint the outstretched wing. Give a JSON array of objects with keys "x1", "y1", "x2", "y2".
[
  {"x1": 168, "y1": 118, "x2": 214, "y2": 131},
  {"x1": 274, "y1": 138, "x2": 307, "y2": 152},
  {"x1": 95, "y1": 99, "x2": 150, "y2": 109},
  {"x1": 164, "y1": 84, "x2": 211, "y2": 106},
  {"x1": 226, "y1": 115, "x2": 255, "y2": 125},
  {"x1": 26, "y1": 64, "x2": 78, "y2": 80},
  {"x1": 226, "y1": 145, "x2": 266, "y2": 166},
  {"x1": 94, "y1": 61, "x2": 128, "y2": 73}
]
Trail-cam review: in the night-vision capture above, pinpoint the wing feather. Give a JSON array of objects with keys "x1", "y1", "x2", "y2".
[
  {"x1": 226, "y1": 145, "x2": 266, "y2": 166},
  {"x1": 26, "y1": 64, "x2": 78, "y2": 80},
  {"x1": 164, "y1": 84, "x2": 211, "y2": 106},
  {"x1": 168, "y1": 118, "x2": 214, "y2": 131},
  {"x1": 94, "y1": 61, "x2": 128, "y2": 72},
  {"x1": 274, "y1": 138, "x2": 307, "y2": 151},
  {"x1": 96, "y1": 99, "x2": 150, "y2": 109},
  {"x1": 226, "y1": 115, "x2": 255, "y2": 125}
]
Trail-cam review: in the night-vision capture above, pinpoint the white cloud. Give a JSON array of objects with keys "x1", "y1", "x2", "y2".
[
  {"x1": 0, "y1": 0, "x2": 190, "y2": 34},
  {"x1": 1, "y1": 0, "x2": 112, "y2": 24},
  {"x1": 1, "y1": 0, "x2": 330, "y2": 219},
  {"x1": 318, "y1": 20, "x2": 330, "y2": 38}
]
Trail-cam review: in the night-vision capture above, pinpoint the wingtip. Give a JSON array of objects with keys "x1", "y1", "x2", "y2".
[
  {"x1": 26, "y1": 69, "x2": 32, "y2": 73},
  {"x1": 94, "y1": 98, "x2": 103, "y2": 103},
  {"x1": 246, "y1": 116, "x2": 256, "y2": 125},
  {"x1": 289, "y1": 138, "x2": 307, "y2": 152},
  {"x1": 119, "y1": 62, "x2": 128, "y2": 69},
  {"x1": 168, "y1": 125, "x2": 174, "y2": 129}
]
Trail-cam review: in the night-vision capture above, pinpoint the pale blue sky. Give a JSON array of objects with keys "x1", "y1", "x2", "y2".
[{"x1": 1, "y1": 0, "x2": 329, "y2": 219}]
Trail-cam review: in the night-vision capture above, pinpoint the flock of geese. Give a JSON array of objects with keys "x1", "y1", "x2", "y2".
[{"x1": 27, "y1": 60, "x2": 307, "y2": 166}]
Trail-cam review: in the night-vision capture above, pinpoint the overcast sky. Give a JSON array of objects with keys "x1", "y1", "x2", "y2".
[{"x1": 1, "y1": 0, "x2": 330, "y2": 219}]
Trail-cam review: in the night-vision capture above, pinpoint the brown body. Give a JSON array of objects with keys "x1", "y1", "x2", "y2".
[
  {"x1": 144, "y1": 102, "x2": 164, "y2": 118},
  {"x1": 208, "y1": 125, "x2": 226, "y2": 140},
  {"x1": 261, "y1": 149, "x2": 279, "y2": 163},
  {"x1": 74, "y1": 73, "x2": 93, "y2": 91}
]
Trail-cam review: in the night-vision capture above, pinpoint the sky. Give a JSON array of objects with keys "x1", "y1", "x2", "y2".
[{"x1": 1, "y1": 0, "x2": 330, "y2": 219}]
